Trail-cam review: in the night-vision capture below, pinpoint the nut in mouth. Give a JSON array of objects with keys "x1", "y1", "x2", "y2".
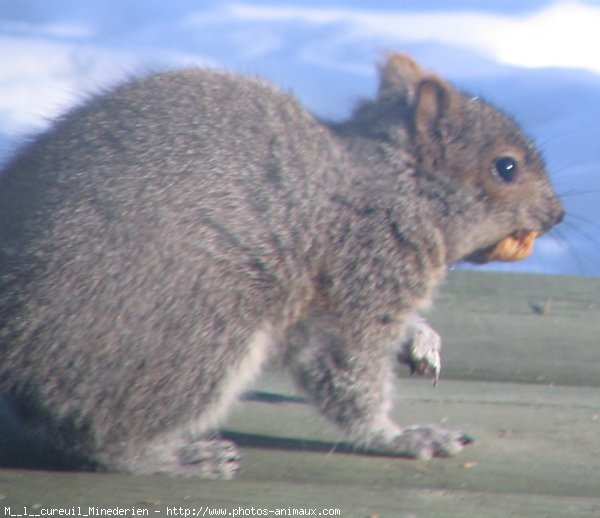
[{"x1": 469, "y1": 230, "x2": 539, "y2": 264}]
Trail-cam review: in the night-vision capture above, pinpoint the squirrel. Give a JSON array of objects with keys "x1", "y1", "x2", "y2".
[{"x1": 0, "y1": 53, "x2": 564, "y2": 478}]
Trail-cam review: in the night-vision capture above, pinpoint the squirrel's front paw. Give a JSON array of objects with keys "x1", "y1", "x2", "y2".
[
  {"x1": 388, "y1": 425, "x2": 473, "y2": 460},
  {"x1": 397, "y1": 319, "x2": 441, "y2": 386}
]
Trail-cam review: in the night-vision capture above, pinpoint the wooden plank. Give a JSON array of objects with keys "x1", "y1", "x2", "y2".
[
  {"x1": 0, "y1": 272, "x2": 599, "y2": 517},
  {"x1": 428, "y1": 271, "x2": 600, "y2": 386},
  {"x1": 2, "y1": 374, "x2": 600, "y2": 516}
]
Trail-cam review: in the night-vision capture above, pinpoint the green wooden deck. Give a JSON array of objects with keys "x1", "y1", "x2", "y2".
[{"x1": 1, "y1": 271, "x2": 599, "y2": 517}]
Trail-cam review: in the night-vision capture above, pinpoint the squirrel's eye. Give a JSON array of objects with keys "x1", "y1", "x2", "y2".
[{"x1": 493, "y1": 156, "x2": 518, "y2": 183}]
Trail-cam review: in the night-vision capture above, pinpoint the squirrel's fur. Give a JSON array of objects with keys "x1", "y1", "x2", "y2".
[{"x1": 0, "y1": 54, "x2": 563, "y2": 477}]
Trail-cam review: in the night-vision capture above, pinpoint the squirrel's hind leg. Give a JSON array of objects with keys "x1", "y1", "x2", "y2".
[
  {"x1": 98, "y1": 323, "x2": 276, "y2": 478},
  {"x1": 101, "y1": 433, "x2": 240, "y2": 479}
]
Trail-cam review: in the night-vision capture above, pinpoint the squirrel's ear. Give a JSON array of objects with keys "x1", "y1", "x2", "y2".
[
  {"x1": 378, "y1": 53, "x2": 424, "y2": 99},
  {"x1": 411, "y1": 77, "x2": 459, "y2": 165}
]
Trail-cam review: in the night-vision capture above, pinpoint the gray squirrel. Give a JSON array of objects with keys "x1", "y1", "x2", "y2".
[{"x1": 0, "y1": 54, "x2": 563, "y2": 478}]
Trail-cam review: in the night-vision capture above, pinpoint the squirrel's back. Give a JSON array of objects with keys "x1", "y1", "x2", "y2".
[{"x1": 0, "y1": 69, "x2": 342, "y2": 458}]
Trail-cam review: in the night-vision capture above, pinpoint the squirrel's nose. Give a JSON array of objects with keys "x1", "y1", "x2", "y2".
[
  {"x1": 554, "y1": 207, "x2": 565, "y2": 226},
  {"x1": 550, "y1": 197, "x2": 565, "y2": 227},
  {"x1": 542, "y1": 199, "x2": 565, "y2": 233}
]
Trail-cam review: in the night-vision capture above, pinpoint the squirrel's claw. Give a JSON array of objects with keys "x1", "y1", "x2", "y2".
[
  {"x1": 397, "y1": 319, "x2": 442, "y2": 386},
  {"x1": 408, "y1": 356, "x2": 441, "y2": 387}
]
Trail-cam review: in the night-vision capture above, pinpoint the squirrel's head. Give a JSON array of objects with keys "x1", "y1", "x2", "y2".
[{"x1": 376, "y1": 53, "x2": 565, "y2": 264}]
